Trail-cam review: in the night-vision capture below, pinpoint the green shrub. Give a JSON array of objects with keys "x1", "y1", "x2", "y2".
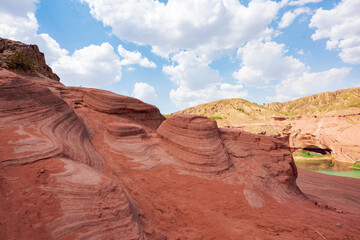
[
  {"x1": 5, "y1": 51, "x2": 36, "y2": 70},
  {"x1": 163, "y1": 114, "x2": 172, "y2": 118},
  {"x1": 209, "y1": 116, "x2": 222, "y2": 120},
  {"x1": 351, "y1": 160, "x2": 360, "y2": 169},
  {"x1": 295, "y1": 150, "x2": 332, "y2": 158},
  {"x1": 236, "y1": 108, "x2": 245, "y2": 113}
]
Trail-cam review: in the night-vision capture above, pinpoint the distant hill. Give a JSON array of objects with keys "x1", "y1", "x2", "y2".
[
  {"x1": 265, "y1": 88, "x2": 360, "y2": 116},
  {"x1": 171, "y1": 98, "x2": 284, "y2": 127},
  {"x1": 171, "y1": 87, "x2": 360, "y2": 133}
]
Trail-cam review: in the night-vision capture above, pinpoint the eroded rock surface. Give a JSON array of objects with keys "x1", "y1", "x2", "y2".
[
  {"x1": 288, "y1": 115, "x2": 360, "y2": 162},
  {"x1": 0, "y1": 37, "x2": 59, "y2": 81},
  {"x1": 1, "y1": 65, "x2": 359, "y2": 239},
  {"x1": 84, "y1": 89, "x2": 165, "y2": 130},
  {"x1": 157, "y1": 114, "x2": 232, "y2": 174}
]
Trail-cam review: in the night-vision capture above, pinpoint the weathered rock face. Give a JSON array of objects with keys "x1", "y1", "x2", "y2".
[
  {"x1": 0, "y1": 68, "x2": 146, "y2": 239},
  {"x1": 157, "y1": 114, "x2": 233, "y2": 174},
  {"x1": 288, "y1": 115, "x2": 360, "y2": 162},
  {"x1": 83, "y1": 89, "x2": 165, "y2": 130},
  {"x1": 0, "y1": 69, "x2": 103, "y2": 170},
  {"x1": 0, "y1": 158, "x2": 146, "y2": 240},
  {"x1": 1, "y1": 65, "x2": 359, "y2": 239},
  {"x1": 0, "y1": 37, "x2": 59, "y2": 81}
]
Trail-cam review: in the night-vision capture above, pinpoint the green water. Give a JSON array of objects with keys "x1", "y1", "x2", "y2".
[
  {"x1": 312, "y1": 169, "x2": 360, "y2": 178},
  {"x1": 295, "y1": 159, "x2": 360, "y2": 179}
]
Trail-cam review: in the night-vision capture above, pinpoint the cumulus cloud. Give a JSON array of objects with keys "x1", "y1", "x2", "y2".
[
  {"x1": 51, "y1": 43, "x2": 122, "y2": 88},
  {"x1": 132, "y1": 82, "x2": 158, "y2": 103},
  {"x1": 233, "y1": 41, "x2": 308, "y2": 87},
  {"x1": 81, "y1": 0, "x2": 282, "y2": 57},
  {"x1": 278, "y1": 7, "x2": 311, "y2": 28},
  {"x1": 0, "y1": 0, "x2": 39, "y2": 17},
  {"x1": 289, "y1": 0, "x2": 322, "y2": 6},
  {"x1": 118, "y1": 45, "x2": 156, "y2": 68},
  {"x1": 233, "y1": 41, "x2": 351, "y2": 102},
  {"x1": 163, "y1": 51, "x2": 247, "y2": 108},
  {"x1": 269, "y1": 67, "x2": 351, "y2": 102},
  {"x1": 310, "y1": 0, "x2": 360, "y2": 64},
  {"x1": 0, "y1": 0, "x2": 68, "y2": 64}
]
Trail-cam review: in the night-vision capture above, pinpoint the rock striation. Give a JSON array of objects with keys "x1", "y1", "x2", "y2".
[
  {"x1": 84, "y1": 89, "x2": 165, "y2": 130},
  {"x1": 0, "y1": 69, "x2": 103, "y2": 170},
  {"x1": 157, "y1": 114, "x2": 233, "y2": 174},
  {"x1": 0, "y1": 39, "x2": 359, "y2": 240},
  {"x1": 0, "y1": 37, "x2": 60, "y2": 81},
  {"x1": 288, "y1": 115, "x2": 360, "y2": 162}
]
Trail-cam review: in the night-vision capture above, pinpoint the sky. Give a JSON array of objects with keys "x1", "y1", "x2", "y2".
[{"x1": 0, "y1": 0, "x2": 359, "y2": 114}]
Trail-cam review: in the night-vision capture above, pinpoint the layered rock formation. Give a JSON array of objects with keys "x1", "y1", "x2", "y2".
[
  {"x1": 1, "y1": 38, "x2": 359, "y2": 240},
  {"x1": 0, "y1": 69, "x2": 103, "y2": 170},
  {"x1": 288, "y1": 114, "x2": 360, "y2": 162},
  {"x1": 0, "y1": 38, "x2": 59, "y2": 81},
  {"x1": 157, "y1": 115, "x2": 232, "y2": 174}
]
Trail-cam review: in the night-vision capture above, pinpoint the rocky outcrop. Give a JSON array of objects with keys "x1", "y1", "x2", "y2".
[
  {"x1": 0, "y1": 69, "x2": 103, "y2": 170},
  {"x1": 0, "y1": 37, "x2": 60, "y2": 81},
  {"x1": 1, "y1": 63, "x2": 359, "y2": 239},
  {"x1": 157, "y1": 115, "x2": 232, "y2": 174},
  {"x1": 84, "y1": 89, "x2": 165, "y2": 130},
  {"x1": 288, "y1": 115, "x2": 360, "y2": 162}
]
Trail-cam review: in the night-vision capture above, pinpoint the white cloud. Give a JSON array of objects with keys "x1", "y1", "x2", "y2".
[
  {"x1": 117, "y1": 45, "x2": 156, "y2": 68},
  {"x1": 219, "y1": 83, "x2": 248, "y2": 99},
  {"x1": 81, "y1": 0, "x2": 282, "y2": 57},
  {"x1": 233, "y1": 41, "x2": 351, "y2": 102},
  {"x1": 0, "y1": 0, "x2": 39, "y2": 17},
  {"x1": 297, "y1": 49, "x2": 305, "y2": 55},
  {"x1": 269, "y1": 67, "x2": 351, "y2": 102},
  {"x1": 310, "y1": 0, "x2": 360, "y2": 64},
  {"x1": 233, "y1": 41, "x2": 308, "y2": 87},
  {"x1": 289, "y1": 0, "x2": 322, "y2": 6},
  {"x1": 163, "y1": 51, "x2": 247, "y2": 108},
  {"x1": 278, "y1": 7, "x2": 311, "y2": 28},
  {"x1": 132, "y1": 82, "x2": 158, "y2": 103},
  {"x1": 51, "y1": 43, "x2": 122, "y2": 88},
  {"x1": 0, "y1": 1, "x2": 68, "y2": 65}
]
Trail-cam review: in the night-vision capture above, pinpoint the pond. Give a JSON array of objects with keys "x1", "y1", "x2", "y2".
[{"x1": 294, "y1": 159, "x2": 360, "y2": 179}]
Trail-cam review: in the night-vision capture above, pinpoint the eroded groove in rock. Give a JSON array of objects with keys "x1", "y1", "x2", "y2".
[
  {"x1": 44, "y1": 159, "x2": 145, "y2": 240},
  {"x1": 104, "y1": 122, "x2": 162, "y2": 170},
  {"x1": 157, "y1": 114, "x2": 232, "y2": 173},
  {"x1": 84, "y1": 89, "x2": 165, "y2": 130},
  {"x1": 220, "y1": 128, "x2": 300, "y2": 201},
  {"x1": 0, "y1": 69, "x2": 103, "y2": 171}
]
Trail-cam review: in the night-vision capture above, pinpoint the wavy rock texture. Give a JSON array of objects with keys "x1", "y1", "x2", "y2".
[
  {"x1": 44, "y1": 159, "x2": 145, "y2": 240},
  {"x1": 1, "y1": 57, "x2": 360, "y2": 240},
  {"x1": 220, "y1": 129, "x2": 299, "y2": 203},
  {"x1": 157, "y1": 114, "x2": 233, "y2": 174},
  {"x1": 0, "y1": 157, "x2": 145, "y2": 240},
  {"x1": 84, "y1": 89, "x2": 165, "y2": 130},
  {"x1": 0, "y1": 69, "x2": 103, "y2": 170}
]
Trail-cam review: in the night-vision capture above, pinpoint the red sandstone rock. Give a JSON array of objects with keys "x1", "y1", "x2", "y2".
[
  {"x1": 83, "y1": 89, "x2": 165, "y2": 130},
  {"x1": 157, "y1": 114, "x2": 233, "y2": 174},
  {"x1": 0, "y1": 37, "x2": 60, "y2": 81},
  {"x1": 1, "y1": 67, "x2": 359, "y2": 239},
  {"x1": 288, "y1": 115, "x2": 360, "y2": 162}
]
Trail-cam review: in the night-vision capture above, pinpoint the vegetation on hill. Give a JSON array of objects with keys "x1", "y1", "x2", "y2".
[
  {"x1": 171, "y1": 88, "x2": 360, "y2": 128},
  {"x1": 5, "y1": 51, "x2": 36, "y2": 71},
  {"x1": 265, "y1": 88, "x2": 360, "y2": 116},
  {"x1": 171, "y1": 98, "x2": 284, "y2": 127}
]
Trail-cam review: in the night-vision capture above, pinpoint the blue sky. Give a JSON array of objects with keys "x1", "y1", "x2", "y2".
[{"x1": 1, "y1": 0, "x2": 359, "y2": 113}]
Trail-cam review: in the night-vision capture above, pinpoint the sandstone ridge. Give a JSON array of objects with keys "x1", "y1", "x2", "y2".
[{"x1": 0, "y1": 38, "x2": 359, "y2": 239}]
